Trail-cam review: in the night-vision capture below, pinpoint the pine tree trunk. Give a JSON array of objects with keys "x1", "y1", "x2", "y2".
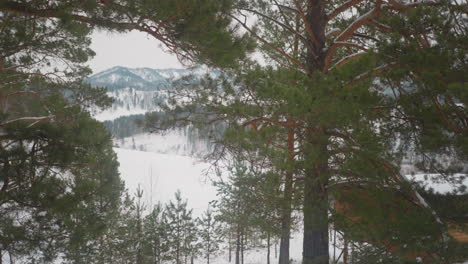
[
  {"x1": 275, "y1": 241, "x2": 277, "y2": 259},
  {"x1": 302, "y1": 131, "x2": 329, "y2": 264},
  {"x1": 235, "y1": 225, "x2": 240, "y2": 264},
  {"x1": 267, "y1": 232, "x2": 271, "y2": 264},
  {"x1": 279, "y1": 129, "x2": 294, "y2": 264},
  {"x1": 343, "y1": 237, "x2": 348, "y2": 264},
  {"x1": 229, "y1": 232, "x2": 232, "y2": 263},
  {"x1": 8, "y1": 251, "x2": 13, "y2": 264},
  {"x1": 241, "y1": 231, "x2": 244, "y2": 264},
  {"x1": 302, "y1": 1, "x2": 329, "y2": 263}
]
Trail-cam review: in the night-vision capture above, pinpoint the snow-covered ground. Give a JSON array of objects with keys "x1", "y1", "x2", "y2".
[
  {"x1": 115, "y1": 148, "x2": 214, "y2": 215},
  {"x1": 115, "y1": 130, "x2": 210, "y2": 156},
  {"x1": 115, "y1": 147, "x2": 304, "y2": 264}
]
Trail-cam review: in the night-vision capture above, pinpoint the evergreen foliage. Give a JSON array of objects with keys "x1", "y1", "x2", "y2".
[
  {"x1": 198, "y1": 207, "x2": 223, "y2": 264},
  {"x1": 145, "y1": 1, "x2": 468, "y2": 263},
  {"x1": 0, "y1": 0, "x2": 250, "y2": 262}
]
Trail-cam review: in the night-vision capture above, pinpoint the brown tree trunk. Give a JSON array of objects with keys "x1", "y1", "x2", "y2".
[
  {"x1": 279, "y1": 129, "x2": 295, "y2": 264},
  {"x1": 302, "y1": 1, "x2": 329, "y2": 264},
  {"x1": 343, "y1": 237, "x2": 348, "y2": 264},
  {"x1": 302, "y1": 130, "x2": 329, "y2": 264}
]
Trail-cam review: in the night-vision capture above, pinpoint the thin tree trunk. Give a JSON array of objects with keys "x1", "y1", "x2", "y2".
[
  {"x1": 241, "y1": 231, "x2": 244, "y2": 264},
  {"x1": 279, "y1": 128, "x2": 294, "y2": 264},
  {"x1": 343, "y1": 237, "x2": 348, "y2": 264},
  {"x1": 333, "y1": 228, "x2": 337, "y2": 263},
  {"x1": 267, "y1": 232, "x2": 271, "y2": 264},
  {"x1": 275, "y1": 240, "x2": 277, "y2": 259},
  {"x1": 229, "y1": 231, "x2": 232, "y2": 263},
  {"x1": 235, "y1": 225, "x2": 240, "y2": 264}
]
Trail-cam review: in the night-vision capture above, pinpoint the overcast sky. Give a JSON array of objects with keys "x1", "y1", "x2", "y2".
[{"x1": 88, "y1": 30, "x2": 184, "y2": 74}]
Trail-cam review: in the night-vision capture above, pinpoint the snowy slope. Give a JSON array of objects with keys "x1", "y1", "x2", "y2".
[
  {"x1": 114, "y1": 147, "x2": 304, "y2": 264},
  {"x1": 115, "y1": 148, "x2": 215, "y2": 214},
  {"x1": 115, "y1": 129, "x2": 212, "y2": 156}
]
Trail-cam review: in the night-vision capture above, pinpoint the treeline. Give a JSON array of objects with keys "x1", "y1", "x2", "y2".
[
  {"x1": 103, "y1": 114, "x2": 147, "y2": 139},
  {"x1": 85, "y1": 189, "x2": 221, "y2": 264},
  {"x1": 91, "y1": 184, "x2": 284, "y2": 264}
]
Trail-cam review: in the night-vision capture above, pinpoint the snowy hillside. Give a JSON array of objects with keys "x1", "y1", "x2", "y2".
[
  {"x1": 114, "y1": 148, "x2": 304, "y2": 264},
  {"x1": 87, "y1": 67, "x2": 305, "y2": 264},
  {"x1": 88, "y1": 66, "x2": 188, "y2": 121},
  {"x1": 87, "y1": 66, "x2": 191, "y2": 91},
  {"x1": 89, "y1": 66, "x2": 218, "y2": 156}
]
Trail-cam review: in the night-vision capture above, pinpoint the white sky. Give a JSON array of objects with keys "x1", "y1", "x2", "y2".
[{"x1": 88, "y1": 30, "x2": 184, "y2": 74}]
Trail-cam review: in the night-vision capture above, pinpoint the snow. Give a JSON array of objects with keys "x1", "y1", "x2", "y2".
[
  {"x1": 114, "y1": 147, "x2": 304, "y2": 263},
  {"x1": 115, "y1": 131, "x2": 211, "y2": 156},
  {"x1": 93, "y1": 88, "x2": 162, "y2": 121},
  {"x1": 115, "y1": 148, "x2": 215, "y2": 214},
  {"x1": 94, "y1": 107, "x2": 148, "y2": 121},
  {"x1": 407, "y1": 173, "x2": 468, "y2": 194}
]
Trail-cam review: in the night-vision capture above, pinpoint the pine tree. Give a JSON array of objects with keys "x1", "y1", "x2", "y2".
[
  {"x1": 0, "y1": 0, "x2": 256, "y2": 261},
  {"x1": 165, "y1": 191, "x2": 196, "y2": 264},
  {"x1": 142, "y1": 203, "x2": 169, "y2": 264},
  {"x1": 146, "y1": 1, "x2": 467, "y2": 263},
  {"x1": 198, "y1": 207, "x2": 223, "y2": 264}
]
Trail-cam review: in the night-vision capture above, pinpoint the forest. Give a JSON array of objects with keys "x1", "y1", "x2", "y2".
[{"x1": 0, "y1": 0, "x2": 467, "y2": 264}]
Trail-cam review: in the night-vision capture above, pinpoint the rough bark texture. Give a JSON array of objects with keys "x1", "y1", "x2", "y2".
[{"x1": 302, "y1": 1, "x2": 330, "y2": 264}]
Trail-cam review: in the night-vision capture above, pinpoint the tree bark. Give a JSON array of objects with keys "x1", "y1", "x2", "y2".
[
  {"x1": 229, "y1": 232, "x2": 232, "y2": 263},
  {"x1": 302, "y1": 130, "x2": 329, "y2": 264},
  {"x1": 302, "y1": 1, "x2": 330, "y2": 264},
  {"x1": 241, "y1": 231, "x2": 244, "y2": 264},
  {"x1": 343, "y1": 237, "x2": 348, "y2": 264},
  {"x1": 235, "y1": 225, "x2": 240, "y2": 264},
  {"x1": 275, "y1": 240, "x2": 278, "y2": 259},
  {"x1": 267, "y1": 232, "x2": 271, "y2": 264},
  {"x1": 279, "y1": 129, "x2": 294, "y2": 264}
]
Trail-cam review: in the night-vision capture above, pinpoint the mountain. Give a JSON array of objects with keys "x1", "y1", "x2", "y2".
[
  {"x1": 88, "y1": 66, "x2": 217, "y2": 156},
  {"x1": 88, "y1": 66, "x2": 214, "y2": 121},
  {"x1": 87, "y1": 66, "x2": 192, "y2": 91}
]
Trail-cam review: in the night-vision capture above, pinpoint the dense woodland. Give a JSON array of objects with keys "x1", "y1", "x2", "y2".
[{"x1": 0, "y1": 0, "x2": 467, "y2": 264}]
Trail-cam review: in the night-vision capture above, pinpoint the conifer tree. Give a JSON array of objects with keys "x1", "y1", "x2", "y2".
[
  {"x1": 165, "y1": 191, "x2": 196, "y2": 264},
  {"x1": 148, "y1": 1, "x2": 468, "y2": 262},
  {"x1": 142, "y1": 203, "x2": 169, "y2": 264},
  {"x1": 0, "y1": 0, "x2": 253, "y2": 261},
  {"x1": 198, "y1": 207, "x2": 223, "y2": 264}
]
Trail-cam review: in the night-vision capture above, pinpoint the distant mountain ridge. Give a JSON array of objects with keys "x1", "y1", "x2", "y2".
[
  {"x1": 88, "y1": 66, "x2": 212, "y2": 121},
  {"x1": 87, "y1": 66, "x2": 194, "y2": 91},
  {"x1": 88, "y1": 66, "x2": 218, "y2": 156}
]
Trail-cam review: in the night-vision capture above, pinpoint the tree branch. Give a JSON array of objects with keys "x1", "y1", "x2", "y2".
[
  {"x1": 327, "y1": 0, "x2": 366, "y2": 21},
  {"x1": 230, "y1": 14, "x2": 310, "y2": 74}
]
